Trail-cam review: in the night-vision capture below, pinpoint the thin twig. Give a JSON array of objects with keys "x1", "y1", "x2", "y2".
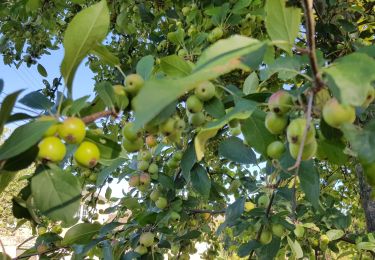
[
  {"x1": 82, "y1": 110, "x2": 118, "y2": 124},
  {"x1": 302, "y1": 0, "x2": 325, "y2": 92},
  {"x1": 189, "y1": 209, "x2": 226, "y2": 214}
]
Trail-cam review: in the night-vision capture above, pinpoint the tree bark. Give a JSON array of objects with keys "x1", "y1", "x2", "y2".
[{"x1": 356, "y1": 164, "x2": 375, "y2": 232}]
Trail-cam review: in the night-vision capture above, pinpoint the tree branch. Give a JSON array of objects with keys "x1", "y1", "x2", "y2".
[
  {"x1": 189, "y1": 209, "x2": 226, "y2": 214},
  {"x1": 82, "y1": 110, "x2": 117, "y2": 124},
  {"x1": 302, "y1": 0, "x2": 325, "y2": 92}
]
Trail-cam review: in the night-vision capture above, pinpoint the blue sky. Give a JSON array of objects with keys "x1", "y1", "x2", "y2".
[{"x1": 0, "y1": 48, "x2": 95, "y2": 103}]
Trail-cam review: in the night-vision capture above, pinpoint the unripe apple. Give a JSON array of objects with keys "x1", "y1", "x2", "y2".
[
  {"x1": 268, "y1": 90, "x2": 293, "y2": 115},
  {"x1": 150, "y1": 190, "x2": 160, "y2": 201},
  {"x1": 208, "y1": 27, "x2": 224, "y2": 42},
  {"x1": 74, "y1": 141, "x2": 100, "y2": 168},
  {"x1": 139, "y1": 232, "x2": 155, "y2": 247},
  {"x1": 259, "y1": 228, "x2": 273, "y2": 245},
  {"x1": 160, "y1": 118, "x2": 176, "y2": 137},
  {"x1": 287, "y1": 118, "x2": 316, "y2": 145},
  {"x1": 174, "y1": 118, "x2": 186, "y2": 132},
  {"x1": 51, "y1": 224, "x2": 62, "y2": 234},
  {"x1": 137, "y1": 160, "x2": 150, "y2": 171},
  {"x1": 182, "y1": 6, "x2": 190, "y2": 16},
  {"x1": 146, "y1": 135, "x2": 157, "y2": 147},
  {"x1": 38, "y1": 136, "x2": 66, "y2": 162},
  {"x1": 257, "y1": 194, "x2": 270, "y2": 208},
  {"x1": 148, "y1": 163, "x2": 158, "y2": 175},
  {"x1": 125, "y1": 74, "x2": 144, "y2": 96},
  {"x1": 38, "y1": 115, "x2": 58, "y2": 137},
  {"x1": 155, "y1": 197, "x2": 168, "y2": 209},
  {"x1": 172, "y1": 151, "x2": 183, "y2": 161},
  {"x1": 134, "y1": 245, "x2": 147, "y2": 255},
  {"x1": 58, "y1": 117, "x2": 86, "y2": 144},
  {"x1": 244, "y1": 201, "x2": 255, "y2": 212},
  {"x1": 322, "y1": 98, "x2": 356, "y2": 128},
  {"x1": 122, "y1": 137, "x2": 143, "y2": 153},
  {"x1": 294, "y1": 224, "x2": 305, "y2": 238},
  {"x1": 129, "y1": 175, "x2": 140, "y2": 187},
  {"x1": 362, "y1": 88, "x2": 375, "y2": 108},
  {"x1": 320, "y1": 234, "x2": 329, "y2": 245},
  {"x1": 113, "y1": 85, "x2": 129, "y2": 110},
  {"x1": 265, "y1": 112, "x2": 288, "y2": 135},
  {"x1": 195, "y1": 81, "x2": 216, "y2": 101},
  {"x1": 138, "y1": 150, "x2": 152, "y2": 162},
  {"x1": 167, "y1": 159, "x2": 179, "y2": 169},
  {"x1": 170, "y1": 211, "x2": 181, "y2": 221},
  {"x1": 139, "y1": 173, "x2": 151, "y2": 186},
  {"x1": 228, "y1": 179, "x2": 241, "y2": 192},
  {"x1": 271, "y1": 223, "x2": 284, "y2": 237},
  {"x1": 37, "y1": 226, "x2": 47, "y2": 235},
  {"x1": 267, "y1": 141, "x2": 285, "y2": 159},
  {"x1": 186, "y1": 95, "x2": 203, "y2": 113},
  {"x1": 289, "y1": 140, "x2": 317, "y2": 161},
  {"x1": 122, "y1": 122, "x2": 140, "y2": 141},
  {"x1": 189, "y1": 112, "x2": 206, "y2": 126}
]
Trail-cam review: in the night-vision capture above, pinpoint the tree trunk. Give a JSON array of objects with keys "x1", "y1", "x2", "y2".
[{"x1": 356, "y1": 164, "x2": 375, "y2": 232}]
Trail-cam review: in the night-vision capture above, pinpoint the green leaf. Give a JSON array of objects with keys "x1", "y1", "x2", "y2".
[
  {"x1": 260, "y1": 55, "x2": 304, "y2": 81},
  {"x1": 136, "y1": 55, "x2": 154, "y2": 80},
  {"x1": 19, "y1": 91, "x2": 54, "y2": 110},
  {"x1": 341, "y1": 121, "x2": 375, "y2": 163},
  {"x1": 63, "y1": 223, "x2": 102, "y2": 245},
  {"x1": 94, "y1": 81, "x2": 114, "y2": 108},
  {"x1": 91, "y1": 44, "x2": 120, "y2": 67},
  {"x1": 97, "y1": 157, "x2": 127, "y2": 186},
  {"x1": 0, "y1": 171, "x2": 16, "y2": 194},
  {"x1": 31, "y1": 168, "x2": 81, "y2": 225},
  {"x1": 326, "y1": 229, "x2": 344, "y2": 241},
  {"x1": 324, "y1": 53, "x2": 375, "y2": 106},
  {"x1": 181, "y1": 142, "x2": 196, "y2": 182},
  {"x1": 287, "y1": 236, "x2": 303, "y2": 259},
  {"x1": 241, "y1": 109, "x2": 277, "y2": 155},
  {"x1": 175, "y1": 230, "x2": 201, "y2": 241},
  {"x1": 195, "y1": 97, "x2": 256, "y2": 161},
  {"x1": 243, "y1": 72, "x2": 259, "y2": 95},
  {"x1": 167, "y1": 28, "x2": 185, "y2": 45},
  {"x1": 225, "y1": 197, "x2": 245, "y2": 225},
  {"x1": 256, "y1": 237, "x2": 281, "y2": 260},
  {"x1": 67, "y1": 95, "x2": 90, "y2": 116},
  {"x1": 204, "y1": 97, "x2": 225, "y2": 118},
  {"x1": 37, "y1": 64, "x2": 48, "y2": 77},
  {"x1": 298, "y1": 161, "x2": 320, "y2": 209},
  {"x1": 265, "y1": 0, "x2": 301, "y2": 55},
  {"x1": 191, "y1": 164, "x2": 211, "y2": 198},
  {"x1": 61, "y1": 0, "x2": 109, "y2": 94},
  {"x1": 237, "y1": 240, "x2": 261, "y2": 257},
  {"x1": 160, "y1": 55, "x2": 192, "y2": 77},
  {"x1": 133, "y1": 37, "x2": 265, "y2": 130},
  {"x1": 25, "y1": 0, "x2": 41, "y2": 12},
  {"x1": 0, "y1": 90, "x2": 23, "y2": 135},
  {"x1": 219, "y1": 137, "x2": 256, "y2": 164},
  {"x1": 3, "y1": 145, "x2": 38, "y2": 171},
  {"x1": 232, "y1": 0, "x2": 253, "y2": 14},
  {"x1": 0, "y1": 120, "x2": 54, "y2": 160},
  {"x1": 318, "y1": 139, "x2": 348, "y2": 165},
  {"x1": 357, "y1": 242, "x2": 375, "y2": 252}
]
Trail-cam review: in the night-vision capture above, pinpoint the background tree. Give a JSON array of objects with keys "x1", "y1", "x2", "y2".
[{"x1": 0, "y1": 0, "x2": 375, "y2": 259}]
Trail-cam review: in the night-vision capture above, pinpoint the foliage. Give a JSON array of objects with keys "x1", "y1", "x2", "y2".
[{"x1": 1, "y1": 0, "x2": 375, "y2": 259}]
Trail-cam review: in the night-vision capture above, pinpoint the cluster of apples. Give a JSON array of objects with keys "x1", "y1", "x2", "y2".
[
  {"x1": 264, "y1": 88, "x2": 375, "y2": 163},
  {"x1": 37, "y1": 116, "x2": 100, "y2": 168},
  {"x1": 134, "y1": 231, "x2": 156, "y2": 256},
  {"x1": 186, "y1": 81, "x2": 216, "y2": 127}
]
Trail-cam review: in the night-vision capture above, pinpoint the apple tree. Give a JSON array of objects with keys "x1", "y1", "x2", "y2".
[{"x1": 0, "y1": 0, "x2": 375, "y2": 259}]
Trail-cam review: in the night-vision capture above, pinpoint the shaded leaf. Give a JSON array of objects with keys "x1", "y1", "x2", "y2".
[
  {"x1": 160, "y1": 55, "x2": 192, "y2": 77},
  {"x1": 219, "y1": 137, "x2": 256, "y2": 164},
  {"x1": 19, "y1": 91, "x2": 54, "y2": 110},
  {"x1": 63, "y1": 223, "x2": 102, "y2": 245},
  {"x1": 91, "y1": 44, "x2": 120, "y2": 67},
  {"x1": 299, "y1": 161, "x2": 320, "y2": 209},
  {"x1": 136, "y1": 55, "x2": 154, "y2": 80},
  {"x1": 191, "y1": 164, "x2": 211, "y2": 198},
  {"x1": 0, "y1": 90, "x2": 23, "y2": 135}
]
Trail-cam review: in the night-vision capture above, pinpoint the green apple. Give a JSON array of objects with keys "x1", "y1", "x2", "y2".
[
  {"x1": 322, "y1": 98, "x2": 356, "y2": 128},
  {"x1": 259, "y1": 228, "x2": 273, "y2": 245},
  {"x1": 122, "y1": 122, "x2": 140, "y2": 141},
  {"x1": 287, "y1": 118, "x2": 316, "y2": 145},
  {"x1": 150, "y1": 190, "x2": 160, "y2": 201},
  {"x1": 265, "y1": 112, "x2": 288, "y2": 135},
  {"x1": 289, "y1": 140, "x2": 317, "y2": 161},
  {"x1": 125, "y1": 74, "x2": 144, "y2": 96},
  {"x1": 139, "y1": 232, "x2": 155, "y2": 247},
  {"x1": 271, "y1": 223, "x2": 284, "y2": 237},
  {"x1": 267, "y1": 141, "x2": 285, "y2": 159},
  {"x1": 148, "y1": 163, "x2": 159, "y2": 175},
  {"x1": 137, "y1": 160, "x2": 150, "y2": 171},
  {"x1": 155, "y1": 197, "x2": 168, "y2": 209},
  {"x1": 170, "y1": 211, "x2": 181, "y2": 222},
  {"x1": 294, "y1": 224, "x2": 305, "y2": 238},
  {"x1": 122, "y1": 137, "x2": 143, "y2": 153},
  {"x1": 186, "y1": 95, "x2": 203, "y2": 113},
  {"x1": 195, "y1": 81, "x2": 216, "y2": 101},
  {"x1": 134, "y1": 245, "x2": 147, "y2": 255},
  {"x1": 257, "y1": 194, "x2": 270, "y2": 208},
  {"x1": 268, "y1": 90, "x2": 293, "y2": 115}
]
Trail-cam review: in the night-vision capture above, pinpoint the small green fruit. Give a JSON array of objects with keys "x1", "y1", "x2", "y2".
[
  {"x1": 138, "y1": 150, "x2": 152, "y2": 162},
  {"x1": 271, "y1": 224, "x2": 284, "y2": 237},
  {"x1": 289, "y1": 140, "x2": 317, "y2": 161},
  {"x1": 38, "y1": 136, "x2": 66, "y2": 162},
  {"x1": 160, "y1": 118, "x2": 176, "y2": 136},
  {"x1": 58, "y1": 117, "x2": 86, "y2": 144},
  {"x1": 150, "y1": 190, "x2": 160, "y2": 201},
  {"x1": 320, "y1": 234, "x2": 330, "y2": 245},
  {"x1": 38, "y1": 115, "x2": 58, "y2": 137},
  {"x1": 113, "y1": 85, "x2": 129, "y2": 110},
  {"x1": 139, "y1": 173, "x2": 151, "y2": 186},
  {"x1": 129, "y1": 175, "x2": 140, "y2": 187},
  {"x1": 137, "y1": 160, "x2": 150, "y2": 171},
  {"x1": 267, "y1": 141, "x2": 285, "y2": 159},
  {"x1": 265, "y1": 112, "x2": 288, "y2": 135},
  {"x1": 170, "y1": 211, "x2": 181, "y2": 222},
  {"x1": 148, "y1": 163, "x2": 158, "y2": 175},
  {"x1": 139, "y1": 232, "x2": 155, "y2": 247},
  {"x1": 259, "y1": 229, "x2": 273, "y2": 245},
  {"x1": 322, "y1": 98, "x2": 356, "y2": 128},
  {"x1": 257, "y1": 194, "x2": 270, "y2": 207},
  {"x1": 268, "y1": 90, "x2": 293, "y2": 115},
  {"x1": 189, "y1": 112, "x2": 205, "y2": 126},
  {"x1": 287, "y1": 118, "x2": 316, "y2": 145},
  {"x1": 186, "y1": 95, "x2": 203, "y2": 113},
  {"x1": 195, "y1": 81, "x2": 216, "y2": 101},
  {"x1": 122, "y1": 122, "x2": 140, "y2": 141},
  {"x1": 134, "y1": 245, "x2": 147, "y2": 255},
  {"x1": 74, "y1": 141, "x2": 100, "y2": 168},
  {"x1": 174, "y1": 118, "x2": 186, "y2": 131},
  {"x1": 125, "y1": 74, "x2": 144, "y2": 96},
  {"x1": 244, "y1": 201, "x2": 255, "y2": 212},
  {"x1": 155, "y1": 197, "x2": 168, "y2": 209},
  {"x1": 122, "y1": 137, "x2": 143, "y2": 153}
]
